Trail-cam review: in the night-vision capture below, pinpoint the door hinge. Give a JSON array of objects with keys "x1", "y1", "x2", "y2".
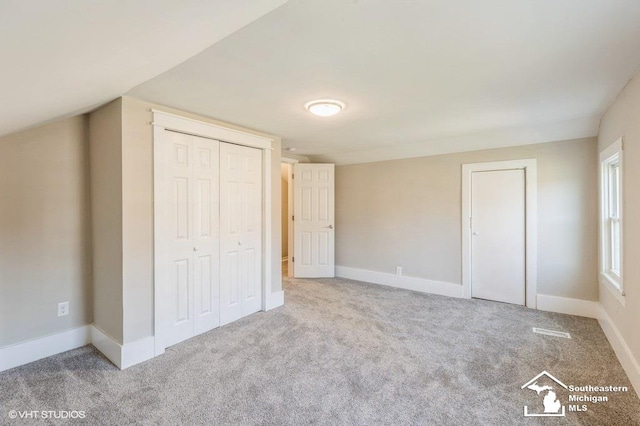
[
  {"x1": 292, "y1": 173, "x2": 294, "y2": 179},
  {"x1": 292, "y1": 257, "x2": 294, "y2": 262},
  {"x1": 292, "y1": 215, "x2": 294, "y2": 221},
  {"x1": 469, "y1": 217, "x2": 472, "y2": 228}
]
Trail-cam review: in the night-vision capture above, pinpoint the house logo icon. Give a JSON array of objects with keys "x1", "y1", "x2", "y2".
[{"x1": 521, "y1": 371, "x2": 568, "y2": 417}]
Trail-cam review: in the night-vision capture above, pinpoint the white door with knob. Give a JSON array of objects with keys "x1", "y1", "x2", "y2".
[
  {"x1": 219, "y1": 142, "x2": 263, "y2": 325},
  {"x1": 470, "y1": 169, "x2": 526, "y2": 305},
  {"x1": 293, "y1": 163, "x2": 335, "y2": 278},
  {"x1": 158, "y1": 131, "x2": 220, "y2": 349}
]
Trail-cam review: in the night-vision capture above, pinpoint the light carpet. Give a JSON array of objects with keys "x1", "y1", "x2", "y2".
[{"x1": 1, "y1": 275, "x2": 639, "y2": 425}]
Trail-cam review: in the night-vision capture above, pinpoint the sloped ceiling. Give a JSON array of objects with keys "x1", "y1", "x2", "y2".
[
  {"x1": 128, "y1": 0, "x2": 640, "y2": 164},
  {"x1": 0, "y1": 0, "x2": 288, "y2": 138},
  {"x1": 4, "y1": 1, "x2": 640, "y2": 165}
]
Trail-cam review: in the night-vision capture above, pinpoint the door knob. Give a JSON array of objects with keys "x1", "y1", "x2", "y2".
[
  {"x1": 472, "y1": 232, "x2": 479, "y2": 236},
  {"x1": 238, "y1": 241, "x2": 242, "y2": 246},
  {"x1": 326, "y1": 225, "x2": 334, "y2": 229},
  {"x1": 193, "y1": 247, "x2": 198, "y2": 251}
]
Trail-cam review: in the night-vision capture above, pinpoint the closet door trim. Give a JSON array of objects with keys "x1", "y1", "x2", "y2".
[{"x1": 152, "y1": 109, "x2": 272, "y2": 150}]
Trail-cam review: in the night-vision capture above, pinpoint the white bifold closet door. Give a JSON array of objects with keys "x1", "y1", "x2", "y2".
[
  {"x1": 219, "y1": 143, "x2": 263, "y2": 326},
  {"x1": 160, "y1": 131, "x2": 220, "y2": 349}
]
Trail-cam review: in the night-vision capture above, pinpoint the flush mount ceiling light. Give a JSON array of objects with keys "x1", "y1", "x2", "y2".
[{"x1": 305, "y1": 99, "x2": 345, "y2": 117}]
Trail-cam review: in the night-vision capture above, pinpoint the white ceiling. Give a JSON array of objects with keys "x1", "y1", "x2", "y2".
[
  {"x1": 4, "y1": 1, "x2": 640, "y2": 165},
  {"x1": 0, "y1": 0, "x2": 288, "y2": 137},
  {"x1": 128, "y1": 0, "x2": 640, "y2": 164}
]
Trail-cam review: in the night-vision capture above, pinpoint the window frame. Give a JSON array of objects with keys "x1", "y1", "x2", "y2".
[{"x1": 599, "y1": 137, "x2": 624, "y2": 304}]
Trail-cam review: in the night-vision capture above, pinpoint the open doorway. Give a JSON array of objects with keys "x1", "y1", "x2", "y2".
[{"x1": 281, "y1": 159, "x2": 296, "y2": 278}]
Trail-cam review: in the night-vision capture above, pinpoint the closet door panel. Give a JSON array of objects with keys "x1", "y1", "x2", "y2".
[
  {"x1": 241, "y1": 148, "x2": 263, "y2": 316},
  {"x1": 220, "y1": 145, "x2": 244, "y2": 325},
  {"x1": 220, "y1": 143, "x2": 263, "y2": 325},
  {"x1": 161, "y1": 131, "x2": 196, "y2": 348},
  {"x1": 193, "y1": 138, "x2": 220, "y2": 334}
]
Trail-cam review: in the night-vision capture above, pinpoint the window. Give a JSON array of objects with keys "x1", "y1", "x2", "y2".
[{"x1": 600, "y1": 138, "x2": 623, "y2": 296}]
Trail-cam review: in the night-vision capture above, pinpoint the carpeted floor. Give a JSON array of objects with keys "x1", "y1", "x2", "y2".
[{"x1": 1, "y1": 275, "x2": 639, "y2": 425}]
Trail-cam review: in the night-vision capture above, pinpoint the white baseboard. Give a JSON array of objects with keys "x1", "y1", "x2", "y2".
[
  {"x1": 90, "y1": 326, "x2": 155, "y2": 370},
  {"x1": 121, "y1": 336, "x2": 155, "y2": 369},
  {"x1": 536, "y1": 294, "x2": 598, "y2": 318},
  {"x1": 266, "y1": 290, "x2": 285, "y2": 310},
  {"x1": 91, "y1": 325, "x2": 122, "y2": 368},
  {"x1": 0, "y1": 325, "x2": 91, "y2": 373},
  {"x1": 336, "y1": 266, "x2": 464, "y2": 298},
  {"x1": 0, "y1": 324, "x2": 155, "y2": 372},
  {"x1": 598, "y1": 304, "x2": 640, "y2": 398},
  {"x1": 2, "y1": 295, "x2": 281, "y2": 372}
]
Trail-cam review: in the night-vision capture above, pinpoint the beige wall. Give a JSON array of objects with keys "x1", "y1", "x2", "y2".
[
  {"x1": 1, "y1": 96, "x2": 282, "y2": 350},
  {"x1": 120, "y1": 97, "x2": 153, "y2": 343},
  {"x1": 281, "y1": 163, "x2": 289, "y2": 258},
  {"x1": 336, "y1": 137, "x2": 598, "y2": 301},
  {"x1": 598, "y1": 72, "x2": 640, "y2": 364},
  {"x1": 0, "y1": 116, "x2": 92, "y2": 347},
  {"x1": 119, "y1": 96, "x2": 282, "y2": 344},
  {"x1": 89, "y1": 99, "x2": 124, "y2": 343}
]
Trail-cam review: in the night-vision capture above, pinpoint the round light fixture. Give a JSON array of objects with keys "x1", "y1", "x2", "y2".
[{"x1": 305, "y1": 99, "x2": 345, "y2": 117}]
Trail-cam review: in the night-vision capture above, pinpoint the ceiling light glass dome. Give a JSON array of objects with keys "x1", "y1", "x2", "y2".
[{"x1": 305, "y1": 99, "x2": 345, "y2": 117}]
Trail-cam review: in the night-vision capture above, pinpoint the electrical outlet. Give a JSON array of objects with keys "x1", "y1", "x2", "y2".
[
  {"x1": 395, "y1": 266, "x2": 403, "y2": 276},
  {"x1": 58, "y1": 302, "x2": 69, "y2": 317}
]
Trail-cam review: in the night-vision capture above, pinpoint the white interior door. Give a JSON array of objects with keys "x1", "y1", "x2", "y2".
[
  {"x1": 159, "y1": 131, "x2": 220, "y2": 348},
  {"x1": 293, "y1": 164, "x2": 335, "y2": 278},
  {"x1": 471, "y1": 169, "x2": 525, "y2": 305},
  {"x1": 219, "y1": 142, "x2": 263, "y2": 326}
]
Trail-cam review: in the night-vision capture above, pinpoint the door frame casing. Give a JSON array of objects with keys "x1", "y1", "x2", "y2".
[
  {"x1": 281, "y1": 157, "x2": 298, "y2": 278},
  {"x1": 461, "y1": 159, "x2": 537, "y2": 308},
  {"x1": 152, "y1": 110, "x2": 275, "y2": 356}
]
